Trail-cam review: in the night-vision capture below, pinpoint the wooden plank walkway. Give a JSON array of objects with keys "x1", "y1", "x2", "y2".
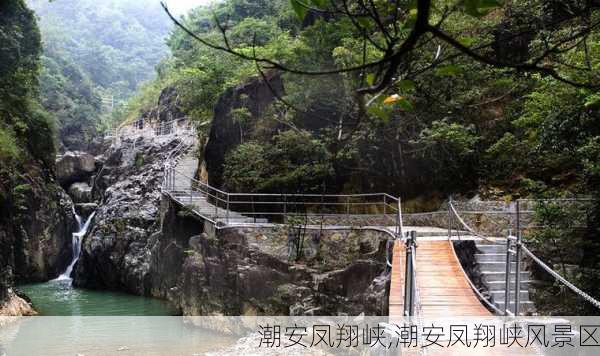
[
  {"x1": 388, "y1": 239, "x2": 538, "y2": 355},
  {"x1": 389, "y1": 241, "x2": 406, "y2": 317},
  {"x1": 416, "y1": 240, "x2": 491, "y2": 317},
  {"x1": 389, "y1": 240, "x2": 489, "y2": 317}
]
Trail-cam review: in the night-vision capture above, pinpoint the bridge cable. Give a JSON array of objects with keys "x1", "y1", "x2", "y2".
[
  {"x1": 448, "y1": 200, "x2": 502, "y2": 243},
  {"x1": 520, "y1": 243, "x2": 600, "y2": 310}
]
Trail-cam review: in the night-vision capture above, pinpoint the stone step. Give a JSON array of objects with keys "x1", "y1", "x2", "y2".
[
  {"x1": 490, "y1": 290, "x2": 529, "y2": 302},
  {"x1": 486, "y1": 280, "x2": 531, "y2": 291},
  {"x1": 493, "y1": 301, "x2": 536, "y2": 313},
  {"x1": 475, "y1": 253, "x2": 507, "y2": 262},
  {"x1": 481, "y1": 271, "x2": 530, "y2": 282},
  {"x1": 475, "y1": 244, "x2": 506, "y2": 253},
  {"x1": 479, "y1": 261, "x2": 522, "y2": 272}
]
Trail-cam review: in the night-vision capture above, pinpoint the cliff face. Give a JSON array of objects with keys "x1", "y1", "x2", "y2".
[
  {"x1": 150, "y1": 198, "x2": 391, "y2": 316},
  {"x1": 0, "y1": 0, "x2": 76, "y2": 309},
  {"x1": 204, "y1": 71, "x2": 284, "y2": 188},
  {"x1": 72, "y1": 135, "x2": 196, "y2": 294}
]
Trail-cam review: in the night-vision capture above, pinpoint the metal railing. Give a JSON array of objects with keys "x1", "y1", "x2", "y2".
[
  {"x1": 107, "y1": 117, "x2": 196, "y2": 147},
  {"x1": 165, "y1": 167, "x2": 404, "y2": 233},
  {"x1": 446, "y1": 197, "x2": 600, "y2": 316}
]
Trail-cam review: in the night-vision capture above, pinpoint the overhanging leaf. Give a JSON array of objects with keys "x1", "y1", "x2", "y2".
[
  {"x1": 368, "y1": 105, "x2": 391, "y2": 122},
  {"x1": 396, "y1": 97, "x2": 414, "y2": 111},
  {"x1": 435, "y1": 64, "x2": 461, "y2": 77},
  {"x1": 290, "y1": 0, "x2": 308, "y2": 20},
  {"x1": 357, "y1": 16, "x2": 371, "y2": 28},
  {"x1": 310, "y1": 0, "x2": 327, "y2": 8},
  {"x1": 366, "y1": 73, "x2": 375, "y2": 86},
  {"x1": 464, "y1": 0, "x2": 502, "y2": 17},
  {"x1": 397, "y1": 80, "x2": 416, "y2": 93}
]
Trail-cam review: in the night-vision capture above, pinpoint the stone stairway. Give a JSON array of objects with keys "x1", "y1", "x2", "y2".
[
  {"x1": 475, "y1": 242, "x2": 535, "y2": 314},
  {"x1": 171, "y1": 151, "x2": 266, "y2": 225}
]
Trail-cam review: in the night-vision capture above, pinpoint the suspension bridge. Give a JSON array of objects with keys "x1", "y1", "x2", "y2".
[{"x1": 108, "y1": 118, "x2": 600, "y2": 353}]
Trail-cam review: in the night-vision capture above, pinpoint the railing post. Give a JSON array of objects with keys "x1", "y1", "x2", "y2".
[
  {"x1": 214, "y1": 191, "x2": 218, "y2": 219},
  {"x1": 383, "y1": 194, "x2": 387, "y2": 217},
  {"x1": 504, "y1": 231, "x2": 512, "y2": 316},
  {"x1": 448, "y1": 197, "x2": 452, "y2": 241},
  {"x1": 320, "y1": 194, "x2": 325, "y2": 226},
  {"x1": 252, "y1": 196, "x2": 256, "y2": 224},
  {"x1": 283, "y1": 194, "x2": 287, "y2": 224},
  {"x1": 346, "y1": 196, "x2": 350, "y2": 217},
  {"x1": 226, "y1": 194, "x2": 230, "y2": 226},
  {"x1": 514, "y1": 200, "x2": 522, "y2": 315},
  {"x1": 404, "y1": 231, "x2": 417, "y2": 317},
  {"x1": 404, "y1": 239, "x2": 413, "y2": 317}
]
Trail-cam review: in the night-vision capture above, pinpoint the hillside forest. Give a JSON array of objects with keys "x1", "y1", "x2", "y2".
[{"x1": 0, "y1": 0, "x2": 599, "y2": 315}]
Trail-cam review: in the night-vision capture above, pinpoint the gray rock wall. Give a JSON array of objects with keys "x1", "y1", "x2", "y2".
[{"x1": 150, "y1": 199, "x2": 392, "y2": 316}]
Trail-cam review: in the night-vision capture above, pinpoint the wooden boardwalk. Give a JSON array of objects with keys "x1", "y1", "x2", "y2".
[
  {"x1": 389, "y1": 241, "x2": 406, "y2": 317},
  {"x1": 388, "y1": 239, "x2": 538, "y2": 355},
  {"x1": 389, "y1": 240, "x2": 489, "y2": 318},
  {"x1": 416, "y1": 240, "x2": 490, "y2": 317}
]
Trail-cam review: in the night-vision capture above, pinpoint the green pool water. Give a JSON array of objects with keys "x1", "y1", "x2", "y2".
[
  {"x1": 18, "y1": 279, "x2": 179, "y2": 316},
  {"x1": 3, "y1": 281, "x2": 240, "y2": 355}
]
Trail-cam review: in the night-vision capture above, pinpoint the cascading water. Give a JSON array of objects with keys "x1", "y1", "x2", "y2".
[{"x1": 56, "y1": 209, "x2": 96, "y2": 281}]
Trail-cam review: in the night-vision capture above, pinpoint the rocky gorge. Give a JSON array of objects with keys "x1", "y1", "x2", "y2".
[
  {"x1": 65, "y1": 123, "x2": 392, "y2": 316},
  {"x1": 2, "y1": 78, "x2": 394, "y2": 317}
]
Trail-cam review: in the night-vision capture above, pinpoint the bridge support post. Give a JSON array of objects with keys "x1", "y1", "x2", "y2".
[
  {"x1": 514, "y1": 200, "x2": 522, "y2": 316},
  {"x1": 404, "y1": 231, "x2": 417, "y2": 317},
  {"x1": 383, "y1": 195, "x2": 387, "y2": 219},
  {"x1": 504, "y1": 233, "x2": 513, "y2": 316},
  {"x1": 283, "y1": 195, "x2": 287, "y2": 224},
  {"x1": 447, "y1": 197, "x2": 452, "y2": 240},
  {"x1": 226, "y1": 194, "x2": 230, "y2": 226}
]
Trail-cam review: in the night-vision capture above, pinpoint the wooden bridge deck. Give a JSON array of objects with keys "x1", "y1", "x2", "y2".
[
  {"x1": 389, "y1": 240, "x2": 538, "y2": 355},
  {"x1": 389, "y1": 240, "x2": 490, "y2": 318},
  {"x1": 389, "y1": 241, "x2": 406, "y2": 317},
  {"x1": 416, "y1": 240, "x2": 491, "y2": 317}
]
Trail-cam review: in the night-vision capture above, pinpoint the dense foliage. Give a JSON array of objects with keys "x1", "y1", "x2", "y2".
[
  {"x1": 119, "y1": 0, "x2": 599, "y2": 313},
  {"x1": 27, "y1": 0, "x2": 173, "y2": 149},
  {"x1": 128, "y1": 0, "x2": 599, "y2": 201},
  {"x1": 0, "y1": 0, "x2": 54, "y2": 166}
]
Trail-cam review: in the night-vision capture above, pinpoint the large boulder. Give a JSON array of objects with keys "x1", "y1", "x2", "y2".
[
  {"x1": 56, "y1": 151, "x2": 96, "y2": 186},
  {"x1": 68, "y1": 182, "x2": 92, "y2": 204}
]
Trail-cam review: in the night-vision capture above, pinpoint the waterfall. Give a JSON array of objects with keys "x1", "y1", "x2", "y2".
[{"x1": 56, "y1": 209, "x2": 96, "y2": 281}]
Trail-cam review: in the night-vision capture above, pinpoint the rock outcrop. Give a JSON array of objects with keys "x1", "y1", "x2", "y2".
[
  {"x1": 204, "y1": 71, "x2": 284, "y2": 188},
  {"x1": 0, "y1": 290, "x2": 36, "y2": 316},
  {"x1": 0, "y1": 0, "x2": 77, "y2": 308},
  {"x1": 72, "y1": 135, "x2": 196, "y2": 294},
  {"x1": 68, "y1": 182, "x2": 92, "y2": 203},
  {"x1": 150, "y1": 198, "x2": 392, "y2": 316},
  {"x1": 0, "y1": 165, "x2": 76, "y2": 289},
  {"x1": 141, "y1": 86, "x2": 186, "y2": 123},
  {"x1": 56, "y1": 151, "x2": 96, "y2": 187},
  {"x1": 72, "y1": 130, "x2": 392, "y2": 315}
]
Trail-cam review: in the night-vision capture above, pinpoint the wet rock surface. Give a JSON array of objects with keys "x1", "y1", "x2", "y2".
[
  {"x1": 0, "y1": 165, "x2": 76, "y2": 298},
  {"x1": 75, "y1": 203, "x2": 98, "y2": 218},
  {"x1": 56, "y1": 151, "x2": 96, "y2": 187},
  {"x1": 68, "y1": 182, "x2": 92, "y2": 204},
  {"x1": 72, "y1": 135, "x2": 195, "y2": 294}
]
